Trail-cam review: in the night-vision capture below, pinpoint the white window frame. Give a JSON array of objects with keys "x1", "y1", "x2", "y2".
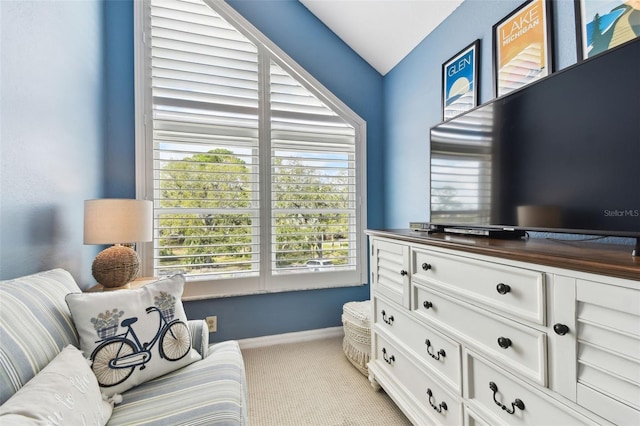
[{"x1": 134, "y1": 0, "x2": 367, "y2": 299}]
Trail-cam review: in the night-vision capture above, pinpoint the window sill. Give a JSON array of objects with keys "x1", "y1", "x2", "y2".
[{"x1": 182, "y1": 277, "x2": 367, "y2": 301}]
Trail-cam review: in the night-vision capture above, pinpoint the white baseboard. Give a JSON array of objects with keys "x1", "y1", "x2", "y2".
[{"x1": 238, "y1": 326, "x2": 344, "y2": 350}]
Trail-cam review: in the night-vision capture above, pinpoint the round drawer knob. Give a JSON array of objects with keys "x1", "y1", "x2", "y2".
[
  {"x1": 400, "y1": 270, "x2": 408, "y2": 276},
  {"x1": 553, "y1": 323, "x2": 570, "y2": 336},
  {"x1": 422, "y1": 263, "x2": 432, "y2": 271},
  {"x1": 496, "y1": 283, "x2": 511, "y2": 294},
  {"x1": 423, "y1": 300, "x2": 433, "y2": 309},
  {"x1": 497, "y1": 337, "x2": 512, "y2": 349}
]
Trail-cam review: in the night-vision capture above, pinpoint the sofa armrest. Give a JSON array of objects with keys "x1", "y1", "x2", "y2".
[
  {"x1": 187, "y1": 319, "x2": 210, "y2": 357},
  {"x1": 108, "y1": 340, "x2": 247, "y2": 425}
]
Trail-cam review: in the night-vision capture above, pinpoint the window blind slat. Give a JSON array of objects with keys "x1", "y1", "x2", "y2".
[
  {"x1": 152, "y1": 38, "x2": 257, "y2": 64},
  {"x1": 152, "y1": 24, "x2": 256, "y2": 53},
  {"x1": 153, "y1": 68, "x2": 258, "y2": 91}
]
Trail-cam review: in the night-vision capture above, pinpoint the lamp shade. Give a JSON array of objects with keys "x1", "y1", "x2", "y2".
[{"x1": 84, "y1": 199, "x2": 153, "y2": 245}]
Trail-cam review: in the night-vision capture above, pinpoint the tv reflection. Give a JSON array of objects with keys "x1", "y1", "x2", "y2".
[{"x1": 430, "y1": 104, "x2": 494, "y2": 226}]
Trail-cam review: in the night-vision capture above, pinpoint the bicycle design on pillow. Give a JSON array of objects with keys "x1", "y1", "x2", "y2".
[{"x1": 90, "y1": 306, "x2": 191, "y2": 387}]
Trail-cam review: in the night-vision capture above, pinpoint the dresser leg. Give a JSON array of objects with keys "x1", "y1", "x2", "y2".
[{"x1": 369, "y1": 371, "x2": 381, "y2": 391}]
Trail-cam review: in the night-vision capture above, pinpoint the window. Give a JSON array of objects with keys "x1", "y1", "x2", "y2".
[{"x1": 135, "y1": 0, "x2": 367, "y2": 297}]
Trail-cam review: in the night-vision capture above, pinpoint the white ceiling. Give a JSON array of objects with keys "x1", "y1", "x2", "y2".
[{"x1": 299, "y1": 0, "x2": 464, "y2": 75}]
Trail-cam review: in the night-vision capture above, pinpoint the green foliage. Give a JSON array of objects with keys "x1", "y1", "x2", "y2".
[
  {"x1": 157, "y1": 149, "x2": 351, "y2": 274},
  {"x1": 159, "y1": 149, "x2": 251, "y2": 210},
  {"x1": 272, "y1": 156, "x2": 350, "y2": 266}
]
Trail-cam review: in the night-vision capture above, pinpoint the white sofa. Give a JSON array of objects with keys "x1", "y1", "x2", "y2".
[{"x1": 0, "y1": 269, "x2": 248, "y2": 425}]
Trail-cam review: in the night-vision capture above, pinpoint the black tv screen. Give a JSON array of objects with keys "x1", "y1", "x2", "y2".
[{"x1": 429, "y1": 38, "x2": 640, "y2": 238}]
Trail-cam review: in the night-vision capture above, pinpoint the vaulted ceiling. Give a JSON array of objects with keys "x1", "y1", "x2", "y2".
[{"x1": 299, "y1": 0, "x2": 464, "y2": 75}]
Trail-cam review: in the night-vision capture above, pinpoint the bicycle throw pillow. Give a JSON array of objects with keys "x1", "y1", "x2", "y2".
[{"x1": 66, "y1": 274, "x2": 202, "y2": 397}]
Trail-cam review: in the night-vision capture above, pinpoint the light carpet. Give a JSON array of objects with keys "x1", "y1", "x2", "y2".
[{"x1": 241, "y1": 336, "x2": 412, "y2": 426}]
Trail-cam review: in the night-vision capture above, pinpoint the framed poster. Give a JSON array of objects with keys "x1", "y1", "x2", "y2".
[
  {"x1": 492, "y1": 0, "x2": 553, "y2": 98},
  {"x1": 575, "y1": 0, "x2": 640, "y2": 61},
  {"x1": 442, "y1": 40, "x2": 480, "y2": 121}
]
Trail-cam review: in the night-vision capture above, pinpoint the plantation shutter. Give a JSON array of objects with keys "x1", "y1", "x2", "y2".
[
  {"x1": 270, "y1": 61, "x2": 357, "y2": 273},
  {"x1": 144, "y1": 0, "x2": 363, "y2": 288},
  {"x1": 150, "y1": 0, "x2": 260, "y2": 278}
]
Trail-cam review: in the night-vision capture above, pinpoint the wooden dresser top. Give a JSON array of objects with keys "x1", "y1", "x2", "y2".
[{"x1": 365, "y1": 229, "x2": 640, "y2": 282}]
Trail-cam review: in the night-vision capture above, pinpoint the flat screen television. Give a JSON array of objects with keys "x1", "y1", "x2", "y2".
[{"x1": 429, "y1": 38, "x2": 640, "y2": 240}]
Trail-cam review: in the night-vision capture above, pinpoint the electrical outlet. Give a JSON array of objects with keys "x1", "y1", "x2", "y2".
[{"x1": 206, "y1": 316, "x2": 217, "y2": 333}]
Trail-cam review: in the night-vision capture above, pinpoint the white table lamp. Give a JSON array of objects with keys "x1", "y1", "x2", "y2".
[{"x1": 84, "y1": 199, "x2": 153, "y2": 289}]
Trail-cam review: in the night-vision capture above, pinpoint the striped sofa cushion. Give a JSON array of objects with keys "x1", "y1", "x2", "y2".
[
  {"x1": 0, "y1": 269, "x2": 81, "y2": 405},
  {"x1": 108, "y1": 340, "x2": 248, "y2": 425},
  {"x1": 188, "y1": 319, "x2": 209, "y2": 358}
]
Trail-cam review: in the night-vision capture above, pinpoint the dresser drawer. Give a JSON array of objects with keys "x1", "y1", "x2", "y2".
[
  {"x1": 413, "y1": 282, "x2": 547, "y2": 386},
  {"x1": 465, "y1": 350, "x2": 598, "y2": 425},
  {"x1": 373, "y1": 333, "x2": 463, "y2": 426},
  {"x1": 375, "y1": 296, "x2": 462, "y2": 393},
  {"x1": 412, "y1": 248, "x2": 545, "y2": 325},
  {"x1": 465, "y1": 407, "x2": 492, "y2": 426}
]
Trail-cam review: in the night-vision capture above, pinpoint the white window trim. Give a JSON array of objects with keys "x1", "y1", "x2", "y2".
[{"x1": 134, "y1": 0, "x2": 367, "y2": 299}]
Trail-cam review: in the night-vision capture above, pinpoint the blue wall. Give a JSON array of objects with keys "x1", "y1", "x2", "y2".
[
  {"x1": 0, "y1": 0, "x2": 104, "y2": 282},
  {"x1": 104, "y1": 0, "x2": 136, "y2": 199},
  {"x1": 100, "y1": 0, "x2": 382, "y2": 341},
  {"x1": 383, "y1": 0, "x2": 578, "y2": 227}
]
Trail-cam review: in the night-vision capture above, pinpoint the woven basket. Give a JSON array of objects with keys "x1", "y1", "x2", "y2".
[
  {"x1": 342, "y1": 300, "x2": 371, "y2": 376},
  {"x1": 161, "y1": 308, "x2": 175, "y2": 322},
  {"x1": 96, "y1": 325, "x2": 118, "y2": 339},
  {"x1": 343, "y1": 320, "x2": 371, "y2": 346},
  {"x1": 92, "y1": 245, "x2": 140, "y2": 288}
]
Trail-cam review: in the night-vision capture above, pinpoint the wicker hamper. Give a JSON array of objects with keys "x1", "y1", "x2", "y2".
[{"x1": 341, "y1": 300, "x2": 372, "y2": 376}]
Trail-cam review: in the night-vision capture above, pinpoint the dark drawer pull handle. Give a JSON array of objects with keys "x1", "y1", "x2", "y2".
[
  {"x1": 426, "y1": 388, "x2": 448, "y2": 413},
  {"x1": 422, "y1": 263, "x2": 432, "y2": 271},
  {"x1": 423, "y1": 301, "x2": 433, "y2": 309},
  {"x1": 496, "y1": 283, "x2": 511, "y2": 294},
  {"x1": 497, "y1": 337, "x2": 512, "y2": 349},
  {"x1": 382, "y1": 348, "x2": 395, "y2": 365},
  {"x1": 489, "y1": 381, "x2": 525, "y2": 414},
  {"x1": 553, "y1": 323, "x2": 569, "y2": 335},
  {"x1": 400, "y1": 270, "x2": 408, "y2": 276},
  {"x1": 425, "y1": 339, "x2": 446, "y2": 360},
  {"x1": 381, "y1": 310, "x2": 394, "y2": 325}
]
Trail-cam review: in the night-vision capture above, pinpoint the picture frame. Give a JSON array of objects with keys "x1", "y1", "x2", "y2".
[
  {"x1": 492, "y1": 0, "x2": 553, "y2": 98},
  {"x1": 442, "y1": 40, "x2": 480, "y2": 121},
  {"x1": 574, "y1": 0, "x2": 640, "y2": 61}
]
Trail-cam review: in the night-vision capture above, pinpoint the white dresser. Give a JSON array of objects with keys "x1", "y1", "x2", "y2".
[{"x1": 366, "y1": 229, "x2": 640, "y2": 426}]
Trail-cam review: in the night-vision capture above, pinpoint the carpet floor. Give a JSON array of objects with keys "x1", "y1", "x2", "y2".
[{"x1": 241, "y1": 335, "x2": 412, "y2": 426}]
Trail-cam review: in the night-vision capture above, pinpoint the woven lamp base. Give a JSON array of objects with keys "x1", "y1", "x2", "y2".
[{"x1": 92, "y1": 245, "x2": 140, "y2": 288}]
